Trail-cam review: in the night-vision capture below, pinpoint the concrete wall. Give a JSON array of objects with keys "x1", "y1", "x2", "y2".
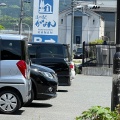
[{"x1": 82, "y1": 67, "x2": 113, "y2": 76}]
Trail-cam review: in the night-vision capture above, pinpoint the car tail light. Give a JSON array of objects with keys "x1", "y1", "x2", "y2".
[
  {"x1": 17, "y1": 60, "x2": 27, "y2": 78},
  {"x1": 70, "y1": 64, "x2": 74, "y2": 69}
]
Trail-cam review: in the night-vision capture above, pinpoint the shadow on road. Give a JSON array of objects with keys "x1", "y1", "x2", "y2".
[
  {"x1": 57, "y1": 90, "x2": 68, "y2": 92},
  {"x1": 24, "y1": 102, "x2": 52, "y2": 108},
  {"x1": 0, "y1": 110, "x2": 25, "y2": 115},
  {"x1": 13, "y1": 110, "x2": 25, "y2": 115}
]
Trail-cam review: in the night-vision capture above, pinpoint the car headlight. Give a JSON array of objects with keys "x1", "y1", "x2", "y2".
[{"x1": 39, "y1": 71, "x2": 54, "y2": 79}]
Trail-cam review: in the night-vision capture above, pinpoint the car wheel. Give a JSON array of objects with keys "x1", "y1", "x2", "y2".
[
  {"x1": 0, "y1": 90, "x2": 21, "y2": 114},
  {"x1": 24, "y1": 89, "x2": 34, "y2": 107}
]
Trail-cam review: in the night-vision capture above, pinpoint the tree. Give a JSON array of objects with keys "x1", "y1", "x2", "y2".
[{"x1": 0, "y1": 25, "x2": 5, "y2": 30}]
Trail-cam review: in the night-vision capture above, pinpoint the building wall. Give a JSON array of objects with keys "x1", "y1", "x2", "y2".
[
  {"x1": 58, "y1": 10, "x2": 71, "y2": 44},
  {"x1": 59, "y1": 0, "x2": 115, "y2": 50},
  {"x1": 96, "y1": 12, "x2": 115, "y2": 43},
  {"x1": 82, "y1": 10, "x2": 104, "y2": 43},
  {"x1": 99, "y1": 17, "x2": 105, "y2": 38},
  {"x1": 59, "y1": 8, "x2": 104, "y2": 50},
  {"x1": 66, "y1": 15, "x2": 71, "y2": 45},
  {"x1": 88, "y1": 13, "x2": 100, "y2": 42},
  {"x1": 82, "y1": 15, "x2": 89, "y2": 43},
  {"x1": 97, "y1": 0, "x2": 116, "y2": 8}
]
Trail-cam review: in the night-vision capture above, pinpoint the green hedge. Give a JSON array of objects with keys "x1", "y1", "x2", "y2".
[{"x1": 76, "y1": 105, "x2": 120, "y2": 120}]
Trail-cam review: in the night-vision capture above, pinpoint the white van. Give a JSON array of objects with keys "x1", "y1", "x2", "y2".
[{"x1": 0, "y1": 34, "x2": 31, "y2": 114}]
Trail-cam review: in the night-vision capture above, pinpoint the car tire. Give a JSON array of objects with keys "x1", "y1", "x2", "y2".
[
  {"x1": 24, "y1": 89, "x2": 34, "y2": 107},
  {"x1": 0, "y1": 90, "x2": 21, "y2": 114}
]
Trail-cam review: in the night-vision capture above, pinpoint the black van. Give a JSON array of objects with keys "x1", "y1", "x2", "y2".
[{"x1": 28, "y1": 42, "x2": 72, "y2": 86}]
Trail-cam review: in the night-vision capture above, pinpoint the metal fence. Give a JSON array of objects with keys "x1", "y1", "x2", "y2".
[{"x1": 82, "y1": 42, "x2": 116, "y2": 68}]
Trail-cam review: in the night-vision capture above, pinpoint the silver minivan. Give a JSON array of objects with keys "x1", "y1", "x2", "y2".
[{"x1": 0, "y1": 34, "x2": 31, "y2": 114}]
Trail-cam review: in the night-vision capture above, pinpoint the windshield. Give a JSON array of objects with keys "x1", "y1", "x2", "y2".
[
  {"x1": 28, "y1": 43, "x2": 71, "y2": 61},
  {"x1": 77, "y1": 48, "x2": 83, "y2": 52},
  {"x1": 76, "y1": 51, "x2": 82, "y2": 54},
  {"x1": 37, "y1": 45, "x2": 64, "y2": 58}
]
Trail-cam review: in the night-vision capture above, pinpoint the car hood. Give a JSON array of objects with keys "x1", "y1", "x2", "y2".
[{"x1": 31, "y1": 63, "x2": 55, "y2": 73}]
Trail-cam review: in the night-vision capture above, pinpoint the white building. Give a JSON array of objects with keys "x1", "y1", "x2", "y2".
[
  {"x1": 58, "y1": 0, "x2": 117, "y2": 50},
  {"x1": 58, "y1": 7, "x2": 104, "y2": 50}
]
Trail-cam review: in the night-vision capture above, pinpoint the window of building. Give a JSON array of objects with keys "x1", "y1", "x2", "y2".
[{"x1": 61, "y1": 19, "x2": 63, "y2": 24}]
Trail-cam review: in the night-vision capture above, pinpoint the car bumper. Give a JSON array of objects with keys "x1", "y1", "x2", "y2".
[
  {"x1": 36, "y1": 83, "x2": 57, "y2": 100},
  {"x1": 36, "y1": 93, "x2": 57, "y2": 100},
  {"x1": 70, "y1": 70, "x2": 76, "y2": 79},
  {"x1": 57, "y1": 75, "x2": 71, "y2": 86},
  {"x1": 23, "y1": 79, "x2": 32, "y2": 103}
]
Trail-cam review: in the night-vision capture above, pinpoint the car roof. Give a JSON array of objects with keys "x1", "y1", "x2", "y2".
[
  {"x1": 0, "y1": 34, "x2": 27, "y2": 40},
  {"x1": 28, "y1": 42, "x2": 69, "y2": 46}
]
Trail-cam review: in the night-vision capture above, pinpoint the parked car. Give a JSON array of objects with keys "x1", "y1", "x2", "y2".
[
  {"x1": 28, "y1": 42, "x2": 72, "y2": 86},
  {"x1": 74, "y1": 47, "x2": 88, "y2": 59},
  {"x1": 74, "y1": 51, "x2": 83, "y2": 59},
  {"x1": 74, "y1": 47, "x2": 83, "y2": 59},
  {"x1": 25, "y1": 63, "x2": 58, "y2": 106},
  {"x1": 0, "y1": 34, "x2": 31, "y2": 114},
  {"x1": 77, "y1": 47, "x2": 83, "y2": 52},
  {"x1": 75, "y1": 58, "x2": 97, "y2": 73}
]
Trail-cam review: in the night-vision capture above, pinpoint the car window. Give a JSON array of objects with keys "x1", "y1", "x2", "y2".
[
  {"x1": 76, "y1": 51, "x2": 82, "y2": 54},
  {"x1": 63, "y1": 46, "x2": 68, "y2": 58},
  {"x1": 77, "y1": 48, "x2": 83, "y2": 52},
  {"x1": 36, "y1": 44, "x2": 64, "y2": 58},
  {"x1": 63, "y1": 45, "x2": 71, "y2": 61},
  {"x1": 1, "y1": 40, "x2": 22, "y2": 60},
  {"x1": 28, "y1": 43, "x2": 71, "y2": 61},
  {"x1": 28, "y1": 45, "x2": 37, "y2": 58}
]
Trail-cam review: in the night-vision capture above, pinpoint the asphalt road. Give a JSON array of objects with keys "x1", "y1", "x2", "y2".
[{"x1": 0, "y1": 74, "x2": 112, "y2": 120}]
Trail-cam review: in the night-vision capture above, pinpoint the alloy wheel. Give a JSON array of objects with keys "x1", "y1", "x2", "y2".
[{"x1": 0, "y1": 93, "x2": 17, "y2": 112}]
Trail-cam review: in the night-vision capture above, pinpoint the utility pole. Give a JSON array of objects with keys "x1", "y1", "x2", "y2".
[
  {"x1": 111, "y1": 0, "x2": 120, "y2": 111},
  {"x1": 19, "y1": 0, "x2": 24, "y2": 35},
  {"x1": 71, "y1": 0, "x2": 74, "y2": 60},
  {"x1": 94, "y1": 0, "x2": 97, "y2": 5}
]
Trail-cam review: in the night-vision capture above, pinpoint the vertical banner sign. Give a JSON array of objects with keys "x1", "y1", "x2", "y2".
[{"x1": 32, "y1": 0, "x2": 59, "y2": 43}]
